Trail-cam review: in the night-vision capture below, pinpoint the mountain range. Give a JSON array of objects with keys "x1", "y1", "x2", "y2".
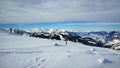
[{"x1": 6, "y1": 28, "x2": 120, "y2": 50}]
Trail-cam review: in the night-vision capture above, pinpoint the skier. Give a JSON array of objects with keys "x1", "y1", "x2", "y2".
[
  {"x1": 9, "y1": 28, "x2": 12, "y2": 33},
  {"x1": 65, "y1": 37, "x2": 68, "y2": 45}
]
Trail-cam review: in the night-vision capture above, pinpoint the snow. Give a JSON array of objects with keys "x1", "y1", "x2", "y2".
[
  {"x1": 90, "y1": 48, "x2": 96, "y2": 51},
  {"x1": 0, "y1": 29, "x2": 120, "y2": 68},
  {"x1": 26, "y1": 28, "x2": 42, "y2": 33},
  {"x1": 97, "y1": 58, "x2": 113, "y2": 64},
  {"x1": 106, "y1": 39, "x2": 120, "y2": 45}
]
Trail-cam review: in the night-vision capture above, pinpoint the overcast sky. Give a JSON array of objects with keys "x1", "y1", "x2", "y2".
[{"x1": 0, "y1": 0, "x2": 120, "y2": 23}]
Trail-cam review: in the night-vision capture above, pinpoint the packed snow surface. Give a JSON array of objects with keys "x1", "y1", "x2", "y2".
[{"x1": 0, "y1": 29, "x2": 120, "y2": 68}]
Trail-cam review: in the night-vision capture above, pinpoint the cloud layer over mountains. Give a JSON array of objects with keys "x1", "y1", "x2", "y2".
[{"x1": 0, "y1": 0, "x2": 120, "y2": 23}]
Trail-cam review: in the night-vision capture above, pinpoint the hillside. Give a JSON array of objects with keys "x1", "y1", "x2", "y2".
[{"x1": 0, "y1": 29, "x2": 120, "y2": 68}]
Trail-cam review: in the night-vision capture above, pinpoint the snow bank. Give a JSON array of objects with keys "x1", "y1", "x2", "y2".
[{"x1": 97, "y1": 58, "x2": 113, "y2": 64}]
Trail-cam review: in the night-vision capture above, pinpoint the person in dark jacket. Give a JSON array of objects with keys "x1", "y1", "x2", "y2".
[
  {"x1": 9, "y1": 28, "x2": 12, "y2": 33},
  {"x1": 65, "y1": 37, "x2": 68, "y2": 45}
]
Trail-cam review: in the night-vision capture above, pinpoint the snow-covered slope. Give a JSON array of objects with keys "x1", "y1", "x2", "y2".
[
  {"x1": 6, "y1": 28, "x2": 120, "y2": 49},
  {"x1": 0, "y1": 29, "x2": 120, "y2": 68},
  {"x1": 26, "y1": 28, "x2": 120, "y2": 48}
]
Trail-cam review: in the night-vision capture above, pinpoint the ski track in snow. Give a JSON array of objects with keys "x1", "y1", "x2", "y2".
[
  {"x1": 0, "y1": 44, "x2": 120, "y2": 68},
  {"x1": 24, "y1": 56, "x2": 47, "y2": 68},
  {"x1": 66, "y1": 50, "x2": 72, "y2": 57},
  {"x1": 0, "y1": 46, "x2": 120, "y2": 68}
]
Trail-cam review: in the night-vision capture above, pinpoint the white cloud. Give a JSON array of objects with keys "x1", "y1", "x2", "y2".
[
  {"x1": 60, "y1": 22, "x2": 120, "y2": 26},
  {"x1": 0, "y1": 0, "x2": 120, "y2": 23}
]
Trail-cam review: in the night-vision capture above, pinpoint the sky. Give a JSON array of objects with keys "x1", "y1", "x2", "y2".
[
  {"x1": 0, "y1": 0, "x2": 120, "y2": 23},
  {"x1": 0, "y1": 22, "x2": 120, "y2": 31}
]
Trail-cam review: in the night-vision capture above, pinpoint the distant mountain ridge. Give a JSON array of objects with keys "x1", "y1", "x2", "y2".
[{"x1": 1, "y1": 28, "x2": 120, "y2": 50}]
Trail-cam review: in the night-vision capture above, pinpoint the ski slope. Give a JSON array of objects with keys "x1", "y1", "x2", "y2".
[{"x1": 0, "y1": 29, "x2": 120, "y2": 68}]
